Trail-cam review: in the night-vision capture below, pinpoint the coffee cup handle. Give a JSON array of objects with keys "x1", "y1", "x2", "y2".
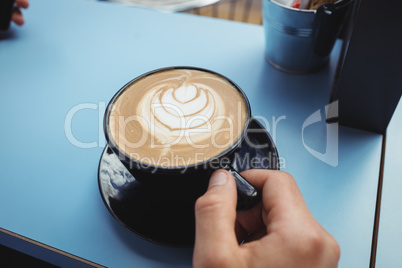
[{"x1": 224, "y1": 165, "x2": 261, "y2": 210}]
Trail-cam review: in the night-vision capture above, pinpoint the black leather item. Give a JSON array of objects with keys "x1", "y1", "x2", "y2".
[
  {"x1": 329, "y1": 0, "x2": 402, "y2": 133},
  {"x1": 0, "y1": 0, "x2": 15, "y2": 31}
]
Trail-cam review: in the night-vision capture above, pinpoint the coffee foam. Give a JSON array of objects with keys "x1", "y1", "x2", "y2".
[
  {"x1": 108, "y1": 69, "x2": 248, "y2": 167},
  {"x1": 139, "y1": 81, "x2": 224, "y2": 147}
]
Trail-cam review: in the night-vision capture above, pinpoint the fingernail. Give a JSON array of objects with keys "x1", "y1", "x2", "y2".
[{"x1": 209, "y1": 171, "x2": 227, "y2": 188}]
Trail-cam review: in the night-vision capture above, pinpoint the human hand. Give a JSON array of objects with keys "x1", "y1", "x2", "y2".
[
  {"x1": 193, "y1": 169, "x2": 340, "y2": 268},
  {"x1": 11, "y1": 0, "x2": 29, "y2": 26}
]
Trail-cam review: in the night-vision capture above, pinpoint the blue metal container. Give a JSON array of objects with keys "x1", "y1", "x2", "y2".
[{"x1": 263, "y1": 0, "x2": 353, "y2": 73}]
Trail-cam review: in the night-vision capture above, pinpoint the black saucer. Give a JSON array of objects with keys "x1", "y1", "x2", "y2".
[{"x1": 98, "y1": 117, "x2": 279, "y2": 247}]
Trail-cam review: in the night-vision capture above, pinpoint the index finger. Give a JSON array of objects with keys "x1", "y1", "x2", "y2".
[{"x1": 240, "y1": 169, "x2": 313, "y2": 233}]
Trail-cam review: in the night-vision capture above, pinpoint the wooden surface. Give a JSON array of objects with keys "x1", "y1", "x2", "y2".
[{"x1": 183, "y1": 0, "x2": 262, "y2": 25}]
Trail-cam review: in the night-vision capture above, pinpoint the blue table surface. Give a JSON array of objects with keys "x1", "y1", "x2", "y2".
[
  {"x1": 376, "y1": 99, "x2": 402, "y2": 267},
  {"x1": 0, "y1": 0, "x2": 383, "y2": 267}
]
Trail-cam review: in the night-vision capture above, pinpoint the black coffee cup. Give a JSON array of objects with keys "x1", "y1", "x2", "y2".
[{"x1": 104, "y1": 67, "x2": 260, "y2": 210}]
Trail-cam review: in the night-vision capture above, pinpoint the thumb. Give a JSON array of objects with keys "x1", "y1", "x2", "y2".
[{"x1": 193, "y1": 170, "x2": 239, "y2": 264}]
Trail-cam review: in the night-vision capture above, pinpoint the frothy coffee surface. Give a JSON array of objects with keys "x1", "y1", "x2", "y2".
[{"x1": 108, "y1": 69, "x2": 248, "y2": 167}]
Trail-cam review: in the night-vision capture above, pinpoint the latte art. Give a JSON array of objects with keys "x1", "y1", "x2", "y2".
[
  {"x1": 108, "y1": 68, "x2": 248, "y2": 166},
  {"x1": 139, "y1": 80, "x2": 224, "y2": 147}
]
